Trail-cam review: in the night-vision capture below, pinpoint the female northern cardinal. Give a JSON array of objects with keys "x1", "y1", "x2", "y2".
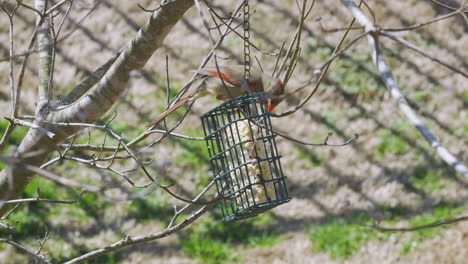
[{"x1": 147, "y1": 65, "x2": 284, "y2": 128}]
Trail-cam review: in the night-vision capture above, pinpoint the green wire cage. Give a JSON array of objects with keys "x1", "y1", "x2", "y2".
[{"x1": 201, "y1": 93, "x2": 290, "y2": 222}]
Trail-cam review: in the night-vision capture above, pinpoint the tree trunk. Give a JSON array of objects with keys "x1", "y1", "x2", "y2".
[{"x1": 0, "y1": 0, "x2": 195, "y2": 217}]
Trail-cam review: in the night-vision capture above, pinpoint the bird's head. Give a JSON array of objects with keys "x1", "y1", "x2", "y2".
[{"x1": 267, "y1": 79, "x2": 285, "y2": 112}]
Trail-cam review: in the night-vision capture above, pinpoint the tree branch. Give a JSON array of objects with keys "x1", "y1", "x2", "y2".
[
  {"x1": 60, "y1": 52, "x2": 121, "y2": 105},
  {"x1": 35, "y1": 0, "x2": 53, "y2": 111},
  {"x1": 0, "y1": 0, "x2": 196, "y2": 217},
  {"x1": 0, "y1": 238, "x2": 50, "y2": 264},
  {"x1": 62, "y1": 198, "x2": 216, "y2": 264},
  {"x1": 341, "y1": 0, "x2": 468, "y2": 179}
]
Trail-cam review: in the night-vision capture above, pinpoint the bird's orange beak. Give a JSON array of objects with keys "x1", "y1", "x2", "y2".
[{"x1": 267, "y1": 102, "x2": 275, "y2": 112}]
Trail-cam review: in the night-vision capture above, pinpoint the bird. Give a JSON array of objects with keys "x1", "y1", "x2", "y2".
[{"x1": 147, "y1": 65, "x2": 285, "y2": 128}]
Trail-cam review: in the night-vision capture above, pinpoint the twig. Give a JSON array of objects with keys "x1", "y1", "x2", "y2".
[
  {"x1": 6, "y1": 118, "x2": 55, "y2": 138},
  {"x1": 0, "y1": 2, "x2": 19, "y2": 117},
  {"x1": 15, "y1": 26, "x2": 39, "y2": 118},
  {"x1": 0, "y1": 124, "x2": 15, "y2": 151},
  {"x1": 275, "y1": 129, "x2": 358, "y2": 146},
  {"x1": 170, "y1": 2, "x2": 244, "y2": 104},
  {"x1": 25, "y1": 117, "x2": 156, "y2": 182},
  {"x1": 56, "y1": 1, "x2": 100, "y2": 44},
  {"x1": 204, "y1": 1, "x2": 278, "y2": 56},
  {"x1": 317, "y1": 16, "x2": 363, "y2": 32},
  {"x1": 54, "y1": 127, "x2": 205, "y2": 152},
  {"x1": 341, "y1": 0, "x2": 468, "y2": 178},
  {"x1": 4, "y1": 189, "x2": 87, "y2": 204},
  {"x1": 137, "y1": 0, "x2": 176, "y2": 13},
  {"x1": 17, "y1": 1, "x2": 43, "y2": 17},
  {"x1": 318, "y1": 31, "x2": 368, "y2": 70},
  {"x1": 45, "y1": 0, "x2": 71, "y2": 15},
  {"x1": 383, "y1": 8, "x2": 462, "y2": 32},
  {"x1": 53, "y1": 0, "x2": 74, "y2": 39},
  {"x1": 431, "y1": 0, "x2": 459, "y2": 11},
  {"x1": 36, "y1": 227, "x2": 50, "y2": 256},
  {"x1": 352, "y1": 214, "x2": 468, "y2": 232},
  {"x1": 0, "y1": 238, "x2": 50, "y2": 264},
  {"x1": 167, "y1": 180, "x2": 216, "y2": 228},
  {"x1": 274, "y1": 1, "x2": 363, "y2": 117},
  {"x1": 0, "y1": 2, "x2": 20, "y2": 152},
  {"x1": 62, "y1": 197, "x2": 217, "y2": 264},
  {"x1": 379, "y1": 31, "x2": 468, "y2": 78},
  {"x1": 0, "y1": 155, "x2": 103, "y2": 192},
  {"x1": 158, "y1": 182, "x2": 217, "y2": 205}
]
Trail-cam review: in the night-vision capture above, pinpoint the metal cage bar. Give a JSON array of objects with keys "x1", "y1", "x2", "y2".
[{"x1": 201, "y1": 93, "x2": 290, "y2": 222}]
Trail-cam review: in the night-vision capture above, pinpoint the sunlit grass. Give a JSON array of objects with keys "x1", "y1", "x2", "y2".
[
  {"x1": 308, "y1": 203, "x2": 467, "y2": 259},
  {"x1": 182, "y1": 213, "x2": 284, "y2": 263}
]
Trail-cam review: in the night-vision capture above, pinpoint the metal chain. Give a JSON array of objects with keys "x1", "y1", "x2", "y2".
[{"x1": 243, "y1": 0, "x2": 251, "y2": 81}]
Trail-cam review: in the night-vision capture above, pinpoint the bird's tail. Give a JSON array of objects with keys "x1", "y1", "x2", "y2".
[{"x1": 147, "y1": 96, "x2": 192, "y2": 129}]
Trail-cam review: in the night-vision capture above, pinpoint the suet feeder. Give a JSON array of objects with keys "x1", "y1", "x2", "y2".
[{"x1": 201, "y1": 93, "x2": 290, "y2": 222}]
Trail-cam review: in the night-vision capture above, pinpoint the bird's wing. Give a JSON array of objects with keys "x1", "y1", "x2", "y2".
[{"x1": 194, "y1": 66, "x2": 243, "y2": 87}]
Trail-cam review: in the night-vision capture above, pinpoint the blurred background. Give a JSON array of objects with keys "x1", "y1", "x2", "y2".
[{"x1": 0, "y1": 0, "x2": 467, "y2": 263}]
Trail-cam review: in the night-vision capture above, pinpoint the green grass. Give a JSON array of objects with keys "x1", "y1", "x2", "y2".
[
  {"x1": 182, "y1": 213, "x2": 284, "y2": 264},
  {"x1": 400, "y1": 203, "x2": 466, "y2": 255},
  {"x1": 308, "y1": 215, "x2": 381, "y2": 259},
  {"x1": 0, "y1": 119, "x2": 29, "y2": 168},
  {"x1": 296, "y1": 147, "x2": 323, "y2": 168},
  {"x1": 128, "y1": 195, "x2": 173, "y2": 224},
  {"x1": 328, "y1": 52, "x2": 379, "y2": 98},
  {"x1": 0, "y1": 119, "x2": 29, "y2": 146},
  {"x1": 0, "y1": 177, "x2": 96, "y2": 238},
  {"x1": 308, "y1": 203, "x2": 467, "y2": 259},
  {"x1": 410, "y1": 90, "x2": 431, "y2": 103},
  {"x1": 377, "y1": 120, "x2": 411, "y2": 156},
  {"x1": 171, "y1": 130, "x2": 209, "y2": 170},
  {"x1": 320, "y1": 109, "x2": 341, "y2": 124},
  {"x1": 462, "y1": 90, "x2": 468, "y2": 104},
  {"x1": 409, "y1": 164, "x2": 445, "y2": 192}
]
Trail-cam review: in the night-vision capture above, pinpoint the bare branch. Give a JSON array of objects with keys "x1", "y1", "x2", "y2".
[
  {"x1": 17, "y1": 1, "x2": 43, "y2": 17},
  {"x1": 0, "y1": 238, "x2": 50, "y2": 264},
  {"x1": 203, "y1": 1, "x2": 278, "y2": 56},
  {"x1": 431, "y1": 0, "x2": 459, "y2": 11},
  {"x1": 0, "y1": 123, "x2": 15, "y2": 151},
  {"x1": 383, "y1": 8, "x2": 462, "y2": 32},
  {"x1": 167, "y1": 180, "x2": 216, "y2": 228},
  {"x1": 0, "y1": 1, "x2": 18, "y2": 117},
  {"x1": 0, "y1": 155, "x2": 102, "y2": 192},
  {"x1": 4, "y1": 189, "x2": 87, "y2": 205},
  {"x1": 62, "y1": 198, "x2": 216, "y2": 264},
  {"x1": 45, "y1": 0, "x2": 72, "y2": 15},
  {"x1": 6, "y1": 118, "x2": 55, "y2": 138},
  {"x1": 368, "y1": 215, "x2": 468, "y2": 232},
  {"x1": 341, "y1": 0, "x2": 468, "y2": 178},
  {"x1": 0, "y1": 1, "x2": 20, "y2": 152},
  {"x1": 274, "y1": 0, "x2": 363, "y2": 117},
  {"x1": 379, "y1": 31, "x2": 468, "y2": 78},
  {"x1": 170, "y1": 2, "x2": 244, "y2": 104}
]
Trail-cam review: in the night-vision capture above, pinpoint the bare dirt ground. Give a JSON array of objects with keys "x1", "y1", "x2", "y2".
[{"x1": 1, "y1": 0, "x2": 467, "y2": 263}]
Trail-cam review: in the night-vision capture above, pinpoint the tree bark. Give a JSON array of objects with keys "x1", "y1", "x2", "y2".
[{"x1": 0, "y1": 0, "x2": 195, "y2": 217}]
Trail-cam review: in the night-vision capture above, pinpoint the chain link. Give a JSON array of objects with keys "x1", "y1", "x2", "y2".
[{"x1": 243, "y1": 0, "x2": 251, "y2": 82}]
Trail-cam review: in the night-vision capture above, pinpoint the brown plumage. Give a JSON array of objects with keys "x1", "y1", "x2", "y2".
[{"x1": 147, "y1": 65, "x2": 285, "y2": 128}]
